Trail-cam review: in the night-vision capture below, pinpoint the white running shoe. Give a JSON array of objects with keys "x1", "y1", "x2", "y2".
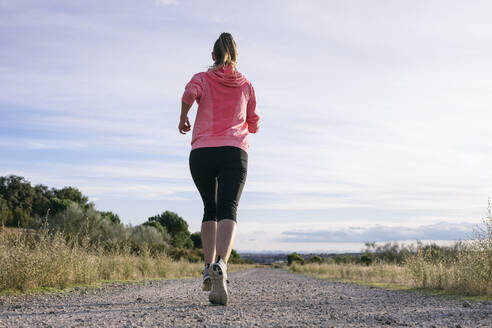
[
  {"x1": 209, "y1": 258, "x2": 228, "y2": 305},
  {"x1": 202, "y1": 264, "x2": 211, "y2": 291}
]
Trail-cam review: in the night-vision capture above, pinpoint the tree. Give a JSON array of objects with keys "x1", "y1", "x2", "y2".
[
  {"x1": 142, "y1": 220, "x2": 170, "y2": 240},
  {"x1": 190, "y1": 232, "x2": 202, "y2": 249},
  {"x1": 100, "y1": 211, "x2": 121, "y2": 225},
  {"x1": 0, "y1": 175, "x2": 95, "y2": 228},
  {"x1": 309, "y1": 255, "x2": 323, "y2": 263},
  {"x1": 147, "y1": 211, "x2": 191, "y2": 248},
  {"x1": 0, "y1": 195, "x2": 11, "y2": 226},
  {"x1": 360, "y1": 254, "x2": 373, "y2": 266},
  {"x1": 287, "y1": 252, "x2": 304, "y2": 265},
  {"x1": 0, "y1": 175, "x2": 35, "y2": 227},
  {"x1": 54, "y1": 187, "x2": 90, "y2": 208},
  {"x1": 31, "y1": 184, "x2": 53, "y2": 220},
  {"x1": 229, "y1": 249, "x2": 242, "y2": 263}
]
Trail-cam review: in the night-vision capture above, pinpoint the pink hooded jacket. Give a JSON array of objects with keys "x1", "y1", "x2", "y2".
[{"x1": 182, "y1": 65, "x2": 259, "y2": 152}]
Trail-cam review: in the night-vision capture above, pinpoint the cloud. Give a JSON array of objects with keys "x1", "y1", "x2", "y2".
[
  {"x1": 1, "y1": 0, "x2": 491, "y2": 249},
  {"x1": 279, "y1": 221, "x2": 477, "y2": 243},
  {"x1": 155, "y1": 0, "x2": 178, "y2": 6}
]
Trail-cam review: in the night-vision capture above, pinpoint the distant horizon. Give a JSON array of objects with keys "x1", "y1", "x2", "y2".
[
  {"x1": 2, "y1": 0, "x2": 491, "y2": 252},
  {"x1": 235, "y1": 239, "x2": 462, "y2": 254}
]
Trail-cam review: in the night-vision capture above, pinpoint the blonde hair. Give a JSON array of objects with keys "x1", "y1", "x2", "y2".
[{"x1": 212, "y1": 32, "x2": 238, "y2": 70}]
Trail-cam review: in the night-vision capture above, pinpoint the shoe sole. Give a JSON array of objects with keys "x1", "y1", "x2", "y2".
[
  {"x1": 202, "y1": 277, "x2": 211, "y2": 291},
  {"x1": 209, "y1": 263, "x2": 228, "y2": 305}
]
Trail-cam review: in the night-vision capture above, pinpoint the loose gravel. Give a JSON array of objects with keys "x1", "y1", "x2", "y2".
[{"x1": 0, "y1": 268, "x2": 490, "y2": 327}]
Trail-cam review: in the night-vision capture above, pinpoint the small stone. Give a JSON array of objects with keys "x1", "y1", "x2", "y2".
[{"x1": 462, "y1": 300, "x2": 472, "y2": 308}]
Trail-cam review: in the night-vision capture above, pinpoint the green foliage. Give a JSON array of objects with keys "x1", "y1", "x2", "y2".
[
  {"x1": 0, "y1": 175, "x2": 213, "y2": 260},
  {"x1": 53, "y1": 187, "x2": 90, "y2": 208},
  {"x1": 309, "y1": 255, "x2": 324, "y2": 263},
  {"x1": 334, "y1": 254, "x2": 356, "y2": 264},
  {"x1": 168, "y1": 248, "x2": 204, "y2": 263},
  {"x1": 360, "y1": 253, "x2": 373, "y2": 266},
  {"x1": 147, "y1": 211, "x2": 191, "y2": 248},
  {"x1": 0, "y1": 196, "x2": 10, "y2": 226},
  {"x1": 45, "y1": 203, "x2": 171, "y2": 256},
  {"x1": 99, "y1": 211, "x2": 121, "y2": 225},
  {"x1": 48, "y1": 198, "x2": 72, "y2": 215},
  {"x1": 287, "y1": 252, "x2": 305, "y2": 265},
  {"x1": 128, "y1": 225, "x2": 170, "y2": 255},
  {"x1": 362, "y1": 241, "x2": 414, "y2": 264},
  {"x1": 190, "y1": 232, "x2": 202, "y2": 249},
  {"x1": 142, "y1": 220, "x2": 168, "y2": 237},
  {"x1": 0, "y1": 175, "x2": 93, "y2": 229},
  {"x1": 229, "y1": 249, "x2": 242, "y2": 264}
]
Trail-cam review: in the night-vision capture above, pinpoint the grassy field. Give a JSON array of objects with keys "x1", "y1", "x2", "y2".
[
  {"x1": 287, "y1": 208, "x2": 492, "y2": 300},
  {"x1": 286, "y1": 262, "x2": 492, "y2": 302},
  {"x1": 288, "y1": 262, "x2": 412, "y2": 288},
  {"x1": 285, "y1": 246, "x2": 492, "y2": 301},
  {"x1": 0, "y1": 226, "x2": 255, "y2": 295}
]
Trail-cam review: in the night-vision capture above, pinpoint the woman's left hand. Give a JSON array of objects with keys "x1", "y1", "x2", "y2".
[{"x1": 179, "y1": 116, "x2": 191, "y2": 134}]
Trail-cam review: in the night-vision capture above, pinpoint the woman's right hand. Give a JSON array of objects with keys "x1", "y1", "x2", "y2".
[{"x1": 179, "y1": 116, "x2": 191, "y2": 134}]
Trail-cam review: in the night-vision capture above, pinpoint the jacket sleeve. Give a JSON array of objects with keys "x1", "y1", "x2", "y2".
[
  {"x1": 182, "y1": 73, "x2": 203, "y2": 105},
  {"x1": 246, "y1": 84, "x2": 259, "y2": 133}
]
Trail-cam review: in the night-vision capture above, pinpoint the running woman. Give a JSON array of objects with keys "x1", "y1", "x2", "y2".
[{"x1": 179, "y1": 32, "x2": 259, "y2": 306}]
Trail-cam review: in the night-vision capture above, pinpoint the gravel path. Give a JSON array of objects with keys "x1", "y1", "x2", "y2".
[{"x1": 0, "y1": 268, "x2": 490, "y2": 327}]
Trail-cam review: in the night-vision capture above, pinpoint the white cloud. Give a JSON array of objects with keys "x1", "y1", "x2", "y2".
[
  {"x1": 279, "y1": 221, "x2": 477, "y2": 243},
  {"x1": 155, "y1": 0, "x2": 179, "y2": 6},
  {"x1": 2, "y1": 0, "x2": 492, "y2": 251}
]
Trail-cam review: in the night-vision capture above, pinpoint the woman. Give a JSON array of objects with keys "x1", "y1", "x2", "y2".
[{"x1": 179, "y1": 32, "x2": 259, "y2": 306}]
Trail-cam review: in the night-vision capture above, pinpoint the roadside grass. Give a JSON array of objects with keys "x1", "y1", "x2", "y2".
[
  {"x1": 285, "y1": 263, "x2": 492, "y2": 302},
  {"x1": 285, "y1": 262, "x2": 492, "y2": 302},
  {"x1": 0, "y1": 225, "x2": 255, "y2": 296},
  {"x1": 286, "y1": 203, "x2": 492, "y2": 301},
  {"x1": 288, "y1": 263, "x2": 413, "y2": 287}
]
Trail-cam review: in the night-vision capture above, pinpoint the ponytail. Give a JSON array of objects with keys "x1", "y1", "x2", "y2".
[{"x1": 212, "y1": 32, "x2": 238, "y2": 70}]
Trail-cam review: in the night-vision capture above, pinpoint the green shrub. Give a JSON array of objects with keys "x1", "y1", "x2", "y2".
[
  {"x1": 287, "y1": 252, "x2": 304, "y2": 265},
  {"x1": 360, "y1": 253, "x2": 373, "y2": 266},
  {"x1": 309, "y1": 255, "x2": 323, "y2": 263},
  {"x1": 190, "y1": 232, "x2": 202, "y2": 249},
  {"x1": 229, "y1": 249, "x2": 242, "y2": 264},
  {"x1": 168, "y1": 248, "x2": 203, "y2": 263}
]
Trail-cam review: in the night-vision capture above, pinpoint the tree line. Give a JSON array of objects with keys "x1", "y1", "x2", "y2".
[{"x1": 0, "y1": 175, "x2": 227, "y2": 261}]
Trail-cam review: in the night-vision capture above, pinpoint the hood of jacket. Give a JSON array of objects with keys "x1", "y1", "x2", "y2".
[{"x1": 206, "y1": 64, "x2": 247, "y2": 87}]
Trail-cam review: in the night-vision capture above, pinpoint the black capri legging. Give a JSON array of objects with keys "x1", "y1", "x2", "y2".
[{"x1": 189, "y1": 146, "x2": 248, "y2": 222}]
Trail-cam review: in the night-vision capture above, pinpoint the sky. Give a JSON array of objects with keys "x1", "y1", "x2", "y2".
[{"x1": 1, "y1": 0, "x2": 491, "y2": 252}]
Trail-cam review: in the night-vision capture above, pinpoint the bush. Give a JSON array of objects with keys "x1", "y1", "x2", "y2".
[
  {"x1": 334, "y1": 254, "x2": 356, "y2": 264},
  {"x1": 309, "y1": 255, "x2": 323, "y2": 263},
  {"x1": 0, "y1": 175, "x2": 95, "y2": 229},
  {"x1": 362, "y1": 241, "x2": 414, "y2": 264},
  {"x1": 45, "y1": 203, "x2": 171, "y2": 256},
  {"x1": 146, "y1": 211, "x2": 192, "y2": 248},
  {"x1": 168, "y1": 248, "x2": 203, "y2": 263},
  {"x1": 360, "y1": 254, "x2": 373, "y2": 266},
  {"x1": 287, "y1": 252, "x2": 304, "y2": 265},
  {"x1": 229, "y1": 249, "x2": 242, "y2": 264},
  {"x1": 190, "y1": 232, "x2": 202, "y2": 249}
]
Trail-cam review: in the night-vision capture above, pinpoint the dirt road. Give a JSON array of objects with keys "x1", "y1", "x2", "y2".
[{"x1": 0, "y1": 268, "x2": 490, "y2": 327}]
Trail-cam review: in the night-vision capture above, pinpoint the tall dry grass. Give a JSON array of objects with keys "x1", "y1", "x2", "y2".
[
  {"x1": 406, "y1": 200, "x2": 492, "y2": 296},
  {"x1": 406, "y1": 202, "x2": 492, "y2": 296},
  {"x1": 289, "y1": 262, "x2": 413, "y2": 287},
  {"x1": 0, "y1": 225, "x2": 252, "y2": 293},
  {"x1": 288, "y1": 202, "x2": 492, "y2": 297}
]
